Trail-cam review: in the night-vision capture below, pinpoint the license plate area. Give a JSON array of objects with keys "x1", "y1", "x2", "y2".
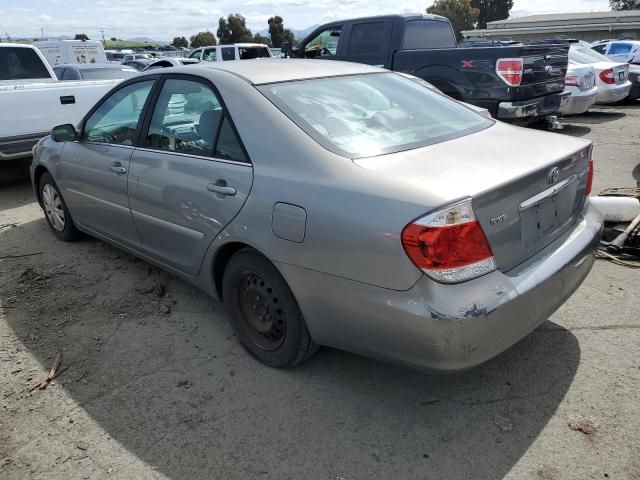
[{"x1": 520, "y1": 175, "x2": 579, "y2": 250}]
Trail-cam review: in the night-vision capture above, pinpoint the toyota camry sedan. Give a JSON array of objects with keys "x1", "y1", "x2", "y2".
[{"x1": 30, "y1": 60, "x2": 602, "y2": 371}]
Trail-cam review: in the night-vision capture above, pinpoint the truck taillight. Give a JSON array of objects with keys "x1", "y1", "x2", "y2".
[
  {"x1": 401, "y1": 199, "x2": 496, "y2": 284},
  {"x1": 496, "y1": 58, "x2": 523, "y2": 87},
  {"x1": 585, "y1": 159, "x2": 594, "y2": 197},
  {"x1": 565, "y1": 75, "x2": 580, "y2": 87},
  {"x1": 599, "y1": 68, "x2": 615, "y2": 84}
]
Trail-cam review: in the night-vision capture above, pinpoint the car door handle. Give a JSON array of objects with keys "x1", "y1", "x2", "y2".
[
  {"x1": 109, "y1": 163, "x2": 127, "y2": 174},
  {"x1": 207, "y1": 182, "x2": 236, "y2": 196}
]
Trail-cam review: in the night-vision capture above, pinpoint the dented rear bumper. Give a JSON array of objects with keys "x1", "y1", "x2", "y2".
[{"x1": 278, "y1": 202, "x2": 603, "y2": 371}]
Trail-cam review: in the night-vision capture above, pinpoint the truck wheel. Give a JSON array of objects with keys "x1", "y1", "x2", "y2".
[
  {"x1": 222, "y1": 249, "x2": 319, "y2": 368},
  {"x1": 39, "y1": 172, "x2": 80, "y2": 242}
]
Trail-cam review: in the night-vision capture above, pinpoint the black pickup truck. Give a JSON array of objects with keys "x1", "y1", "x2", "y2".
[{"x1": 294, "y1": 14, "x2": 570, "y2": 123}]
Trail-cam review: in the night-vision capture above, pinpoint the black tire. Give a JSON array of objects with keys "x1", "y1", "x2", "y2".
[
  {"x1": 39, "y1": 172, "x2": 80, "y2": 242},
  {"x1": 222, "y1": 249, "x2": 319, "y2": 368}
]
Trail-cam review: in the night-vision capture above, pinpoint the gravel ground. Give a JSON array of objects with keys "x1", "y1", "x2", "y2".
[{"x1": 1, "y1": 104, "x2": 639, "y2": 480}]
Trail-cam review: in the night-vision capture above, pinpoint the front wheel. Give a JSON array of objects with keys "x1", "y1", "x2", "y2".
[
  {"x1": 39, "y1": 172, "x2": 80, "y2": 242},
  {"x1": 222, "y1": 249, "x2": 319, "y2": 368}
]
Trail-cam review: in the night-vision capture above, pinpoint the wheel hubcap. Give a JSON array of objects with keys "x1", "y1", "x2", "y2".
[
  {"x1": 42, "y1": 184, "x2": 65, "y2": 232},
  {"x1": 238, "y1": 273, "x2": 286, "y2": 350}
]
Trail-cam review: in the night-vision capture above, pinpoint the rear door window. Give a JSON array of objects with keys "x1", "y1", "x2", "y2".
[
  {"x1": 0, "y1": 47, "x2": 51, "y2": 80},
  {"x1": 348, "y1": 22, "x2": 387, "y2": 54},
  {"x1": 238, "y1": 47, "x2": 271, "y2": 59},
  {"x1": 403, "y1": 20, "x2": 456, "y2": 49},
  {"x1": 609, "y1": 42, "x2": 633, "y2": 55},
  {"x1": 221, "y1": 47, "x2": 236, "y2": 61}
]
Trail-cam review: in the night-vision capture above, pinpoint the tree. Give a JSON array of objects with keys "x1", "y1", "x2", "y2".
[
  {"x1": 471, "y1": 0, "x2": 513, "y2": 29},
  {"x1": 217, "y1": 14, "x2": 253, "y2": 44},
  {"x1": 74, "y1": 33, "x2": 89, "y2": 41},
  {"x1": 283, "y1": 28, "x2": 295, "y2": 45},
  {"x1": 190, "y1": 31, "x2": 216, "y2": 48},
  {"x1": 171, "y1": 36, "x2": 189, "y2": 48},
  {"x1": 610, "y1": 0, "x2": 640, "y2": 10},
  {"x1": 268, "y1": 15, "x2": 285, "y2": 47},
  {"x1": 110, "y1": 37, "x2": 117, "y2": 41},
  {"x1": 253, "y1": 33, "x2": 270, "y2": 45},
  {"x1": 426, "y1": 0, "x2": 479, "y2": 40}
]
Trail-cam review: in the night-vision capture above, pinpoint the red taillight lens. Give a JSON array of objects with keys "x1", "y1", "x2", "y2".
[
  {"x1": 585, "y1": 159, "x2": 594, "y2": 197},
  {"x1": 599, "y1": 68, "x2": 615, "y2": 84},
  {"x1": 401, "y1": 200, "x2": 496, "y2": 283},
  {"x1": 565, "y1": 75, "x2": 580, "y2": 87},
  {"x1": 496, "y1": 58, "x2": 523, "y2": 87}
]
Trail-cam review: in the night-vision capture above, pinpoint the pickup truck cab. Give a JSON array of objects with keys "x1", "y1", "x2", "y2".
[
  {"x1": 188, "y1": 43, "x2": 272, "y2": 62},
  {"x1": 0, "y1": 44, "x2": 121, "y2": 160},
  {"x1": 296, "y1": 14, "x2": 570, "y2": 123}
]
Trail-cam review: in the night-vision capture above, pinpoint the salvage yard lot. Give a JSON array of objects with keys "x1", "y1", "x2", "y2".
[{"x1": 1, "y1": 105, "x2": 639, "y2": 480}]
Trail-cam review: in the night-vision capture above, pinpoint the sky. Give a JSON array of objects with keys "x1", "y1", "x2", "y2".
[{"x1": 2, "y1": 0, "x2": 611, "y2": 41}]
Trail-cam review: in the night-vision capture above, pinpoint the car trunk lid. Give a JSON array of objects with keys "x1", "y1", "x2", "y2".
[{"x1": 353, "y1": 122, "x2": 592, "y2": 272}]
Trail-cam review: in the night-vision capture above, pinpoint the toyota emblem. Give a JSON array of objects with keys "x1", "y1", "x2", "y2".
[{"x1": 547, "y1": 167, "x2": 560, "y2": 184}]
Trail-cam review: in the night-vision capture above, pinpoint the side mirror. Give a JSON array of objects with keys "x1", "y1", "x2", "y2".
[{"x1": 51, "y1": 124, "x2": 77, "y2": 142}]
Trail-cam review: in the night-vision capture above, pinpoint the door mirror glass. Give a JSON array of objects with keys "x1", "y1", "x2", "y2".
[{"x1": 51, "y1": 124, "x2": 77, "y2": 142}]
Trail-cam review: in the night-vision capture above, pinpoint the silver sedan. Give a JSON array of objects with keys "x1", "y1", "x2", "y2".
[{"x1": 30, "y1": 60, "x2": 603, "y2": 371}]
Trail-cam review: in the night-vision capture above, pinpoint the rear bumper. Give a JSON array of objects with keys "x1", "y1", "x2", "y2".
[
  {"x1": 596, "y1": 82, "x2": 632, "y2": 104},
  {"x1": 497, "y1": 92, "x2": 570, "y2": 120},
  {"x1": 559, "y1": 87, "x2": 598, "y2": 116},
  {"x1": 0, "y1": 133, "x2": 48, "y2": 160},
  {"x1": 628, "y1": 80, "x2": 640, "y2": 101},
  {"x1": 279, "y1": 202, "x2": 603, "y2": 371}
]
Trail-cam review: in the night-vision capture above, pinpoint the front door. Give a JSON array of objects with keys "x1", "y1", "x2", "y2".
[
  {"x1": 59, "y1": 79, "x2": 155, "y2": 248},
  {"x1": 128, "y1": 76, "x2": 253, "y2": 276}
]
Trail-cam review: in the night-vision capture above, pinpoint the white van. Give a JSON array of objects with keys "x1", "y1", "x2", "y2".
[{"x1": 34, "y1": 40, "x2": 108, "y2": 67}]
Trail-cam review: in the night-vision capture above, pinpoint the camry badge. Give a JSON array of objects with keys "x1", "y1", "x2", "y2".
[{"x1": 547, "y1": 167, "x2": 560, "y2": 184}]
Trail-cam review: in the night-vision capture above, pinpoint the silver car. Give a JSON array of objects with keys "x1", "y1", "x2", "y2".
[{"x1": 30, "y1": 60, "x2": 603, "y2": 371}]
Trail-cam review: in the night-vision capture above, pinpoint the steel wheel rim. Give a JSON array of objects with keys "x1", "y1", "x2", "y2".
[
  {"x1": 237, "y1": 272, "x2": 286, "y2": 351},
  {"x1": 42, "y1": 184, "x2": 65, "y2": 232}
]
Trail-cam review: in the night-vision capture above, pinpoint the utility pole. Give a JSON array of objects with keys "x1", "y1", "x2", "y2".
[
  {"x1": 100, "y1": 28, "x2": 106, "y2": 47},
  {"x1": 41, "y1": 27, "x2": 44, "y2": 40}
]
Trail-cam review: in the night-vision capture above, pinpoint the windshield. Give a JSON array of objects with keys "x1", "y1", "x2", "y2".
[
  {"x1": 570, "y1": 47, "x2": 612, "y2": 64},
  {"x1": 259, "y1": 73, "x2": 492, "y2": 158},
  {"x1": 80, "y1": 67, "x2": 138, "y2": 80}
]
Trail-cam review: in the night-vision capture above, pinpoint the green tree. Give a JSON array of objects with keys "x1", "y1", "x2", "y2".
[
  {"x1": 217, "y1": 14, "x2": 253, "y2": 44},
  {"x1": 427, "y1": 0, "x2": 479, "y2": 40},
  {"x1": 74, "y1": 33, "x2": 89, "y2": 41},
  {"x1": 253, "y1": 33, "x2": 271, "y2": 45},
  {"x1": 471, "y1": 0, "x2": 513, "y2": 29},
  {"x1": 268, "y1": 15, "x2": 285, "y2": 47},
  {"x1": 283, "y1": 28, "x2": 295, "y2": 46},
  {"x1": 190, "y1": 31, "x2": 216, "y2": 48},
  {"x1": 172, "y1": 36, "x2": 189, "y2": 48},
  {"x1": 110, "y1": 37, "x2": 117, "y2": 41},
  {"x1": 610, "y1": 0, "x2": 640, "y2": 9}
]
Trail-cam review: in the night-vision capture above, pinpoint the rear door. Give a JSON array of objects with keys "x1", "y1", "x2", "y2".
[
  {"x1": 128, "y1": 75, "x2": 253, "y2": 276},
  {"x1": 342, "y1": 20, "x2": 392, "y2": 67},
  {"x1": 59, "y1": 79, "x2": 156, "y2": 248}
]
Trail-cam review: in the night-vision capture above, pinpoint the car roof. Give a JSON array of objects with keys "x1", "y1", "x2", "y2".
[
  {"x1": 184, "y1": 59, "x2": 384, "y2": 85},
  {"x1": 55, "y1": 63, "x2": 134, "y2": 70}
]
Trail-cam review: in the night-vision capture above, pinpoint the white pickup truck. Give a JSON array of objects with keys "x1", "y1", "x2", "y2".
[{"x1": 0, "y1": 43, "x2": 121, "y2": 160}]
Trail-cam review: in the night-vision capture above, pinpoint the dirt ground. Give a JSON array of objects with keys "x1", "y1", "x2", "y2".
[{"x1": 1, "y1": 105, "x2": 639, "y2": 480}]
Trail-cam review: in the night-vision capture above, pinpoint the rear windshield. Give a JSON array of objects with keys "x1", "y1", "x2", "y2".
[
  {"x1": 570, "y1": 47, "x2": 611, "y2": 64},
  {"x1": 403, "y1": 20, "x2": 456, "y2": 50},
  {"x1": 0, "y1": 47, "x2": 51, "y2": 80},
  {"x1": 80, "y1": 67, "x2": 138, "y2": 80},
  {"x1": 259, "y1": 73, "x2": 492, "y2": 158},
  {"x1": 239, "y1": 47, "x2": 271, "y2": 59}
]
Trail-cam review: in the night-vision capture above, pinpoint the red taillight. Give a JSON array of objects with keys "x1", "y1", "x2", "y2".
[
  {"x1": 599, "y1": 68, "x2": 615, "y2": 84},
  {"x1": 585, "y1": 159, "x2": 594, "y2": 197},
  {"x1": 565, "y1": 75, "x2": 580, "y2": 87},
  {"x1": 496, "y1": 58, "x2": 523, "y2": 87},
  {"x1": 401, "y1": 200, "x2": 496, "y2": 283}
]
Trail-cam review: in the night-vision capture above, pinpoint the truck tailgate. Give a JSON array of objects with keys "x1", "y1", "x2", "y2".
[{"x1": 518, "y1": 44, "x2": 569, "y2": 97}]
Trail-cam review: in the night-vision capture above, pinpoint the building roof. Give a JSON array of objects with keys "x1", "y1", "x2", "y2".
[{"x1": 487, "y1": 10, "x2": 640, "y2": 29}]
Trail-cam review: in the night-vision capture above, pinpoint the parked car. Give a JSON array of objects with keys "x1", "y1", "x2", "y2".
[
  {"x1": 30, "y1": 60, "x2": 602, "y2": 371},
  {"x1": 188, "y1": 44, "x2": 273, "y2": 62},
  {"x1": 569, "y1": 45, "x2": 632, "y2": 103},
  {"x1": 591, "y1": 40, "x2": 640, "y2": 65},
  {"x1": 105, "y1": 50, "x2": 126, "y2": 64},
  {"x1": 122, "y1": 59, "x2": 154, "y2": 71},
  {"x1": 53, "y1": 64, "x2": 139, "y2": 81},
  {"x1": 295, "y1": 14, "x2": 571, "y2": 124},
  {"x1": 628, "y1": 64, "x2": 640, "y2": 102},
  {"x1": 122, "y1": 53, "x2": 153, "y2": 63},
  {"x1": 559, "y1": 63, "x2": 598, "y2": 115},
  {"x1": 142, "y1": 58, "x2": 200, "y2": 70},
  {"x1": 0, "y1": 43, "x2": 121, "y2": 161},
  {"x1": 34, "y1": 40, "x2": 107, "y2": 66}
]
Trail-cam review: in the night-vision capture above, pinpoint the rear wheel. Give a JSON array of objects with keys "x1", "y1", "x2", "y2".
[
  {"x1": 222, "y1": 249, "x2": 319, "y2": 367},
  {"x1": 39, "y1": 172, "x2": 80, "y2": 242}
]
